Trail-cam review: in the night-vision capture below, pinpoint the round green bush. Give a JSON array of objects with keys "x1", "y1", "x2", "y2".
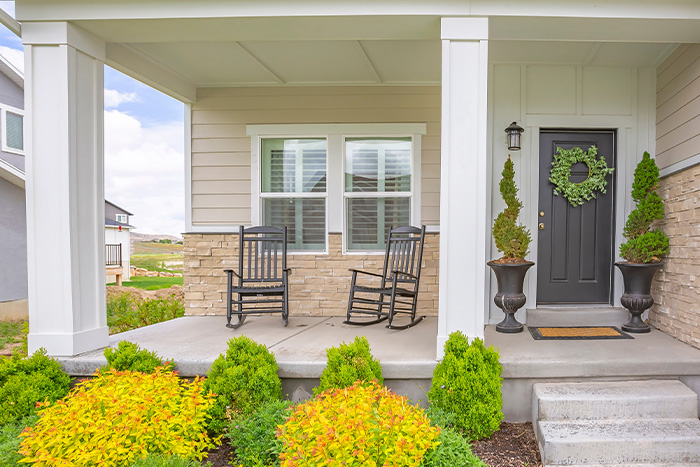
[
  {"x1": 314, "y1": 335, "x2": 383, "y2": 395},
  {"x1": 423, "y1": 427, "x2": 488, "y2": 467},
  {"x1": 427, "y1": 332, "x2": 503, "y2": 440},
  {"x1": 101, "y1": 340, "x2": 173, "y2": 374},
  {"x1": 204, "y1": 336, "x2": 282, "y2": 433},
  {"x1": 0, "y1": 349, "x2": 70, "y2": 426}
]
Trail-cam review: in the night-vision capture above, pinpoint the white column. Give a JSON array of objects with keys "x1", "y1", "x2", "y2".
[
  {"x1": 437, "y1": 18, "x2": 490, "y2": 357},
  {"x1": 23, "y1": 22, "x2": 108, "y2": 356}
]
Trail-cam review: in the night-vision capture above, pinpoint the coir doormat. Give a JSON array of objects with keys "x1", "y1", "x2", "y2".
[{"x1": 528, "y1": 326, "x2": 633, "y2": 340}]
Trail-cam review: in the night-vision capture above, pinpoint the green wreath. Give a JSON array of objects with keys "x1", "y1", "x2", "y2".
[{"x1": 549, "y1": 146, "x2": 614, "y2": 207}]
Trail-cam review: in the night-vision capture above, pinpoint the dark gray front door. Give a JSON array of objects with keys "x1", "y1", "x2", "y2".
[{"x1": 537, "y1": 131, "x2": 616, "y2": 304}]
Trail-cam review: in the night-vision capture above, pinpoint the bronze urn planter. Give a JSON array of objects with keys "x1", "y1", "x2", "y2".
[{"x1": 488, "y1": 261, "x2": 534, "y2": 333}]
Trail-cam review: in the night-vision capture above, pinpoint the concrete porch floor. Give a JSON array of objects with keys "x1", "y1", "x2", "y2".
[{"x1": 57, "y1": 316, "x2": 700, "y2": 421}]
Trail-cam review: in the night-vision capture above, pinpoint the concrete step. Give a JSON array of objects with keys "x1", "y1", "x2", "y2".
[
  {"x1": 538, "y1": 418, "x2": 700, "y2": 466},
  {"x1": 533, "y1": 380, "x2": 698, "y2": 421},
  {"x1": 527, "y1": 307, "x2": 629, "y2": 327}
]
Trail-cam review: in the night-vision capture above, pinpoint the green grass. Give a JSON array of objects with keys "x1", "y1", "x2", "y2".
[
  {"x1": 131, "y1": 242, "x2": 184, "y2": 274},
  {"x1": 132, "y1": 242, "x2": 183, "y2": 255},
  {"x1": 107, "y1": 293, "x2": 184, "y2": 334},
  {"x1": 108, "y1": 276, "x2": 183, "y2": 290},
  {"x1": 0, "y1": 320, "x2": 26, "y2": 352}
]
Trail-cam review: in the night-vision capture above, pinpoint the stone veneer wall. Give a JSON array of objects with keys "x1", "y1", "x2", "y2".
[
  {"x1": 650, "y1": 165, "x2": 700, "y2": 349},
  {"x1": 184, "y1": 232, "x2": 439, "y2": 317}
]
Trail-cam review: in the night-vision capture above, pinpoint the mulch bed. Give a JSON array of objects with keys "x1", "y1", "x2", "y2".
[{"x1": 201, "y1": 422, "x2": 541, "y2": 467}]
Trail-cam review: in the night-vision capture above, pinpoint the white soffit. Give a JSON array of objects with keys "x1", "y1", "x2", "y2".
[{"x1": 361, "y1": 40, "x2": 441, "y2": 83}]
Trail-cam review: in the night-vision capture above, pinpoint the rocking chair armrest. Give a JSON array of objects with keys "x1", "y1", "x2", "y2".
[
  {"x1": 283, "y1": 268, "x2": 293, "y2": 276},
  {"x1": 348, "y1": 268, "x2": 384, "y2": 278},
  {"x1": 224, "y1": 269, "x2": 241, "y2": 278},
  {"x1": 391, "y1": 270, "x2": 417, "y2": 280}
]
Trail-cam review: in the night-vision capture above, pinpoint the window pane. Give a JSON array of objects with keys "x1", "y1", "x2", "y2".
[
  {"x1": 347, "y1": 197, "x2": 410, "y2": 250},
  {"x1": 261, "y1": 138, "x2": 326, "y2": 193},
  {"x1": 345, "y1": 137, "x2": 411, "y2": 193},
  {"x1": 6, "y1": 112, "x2": 22, "y2": 151},
  {"x1": 263, "y1": 198, "x2": 326, "y2": 250}
]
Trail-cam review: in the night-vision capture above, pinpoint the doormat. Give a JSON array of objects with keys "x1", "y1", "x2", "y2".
[{"x1": 528, "y1": 326, "x2": 633, "y2": 340}]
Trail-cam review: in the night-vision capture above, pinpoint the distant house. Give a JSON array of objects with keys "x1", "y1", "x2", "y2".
[{"x1": 104, "y1": 200, "x2": 133, "y2": 285}]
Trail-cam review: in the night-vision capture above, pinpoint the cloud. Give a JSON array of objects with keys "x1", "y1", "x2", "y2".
[
  {"x1": 104, "y1": 89, "x2": 139, "y2": 108},
  {"x1": 104, "y1": 109, "x2": 184, "y2": 236},
  {"x1": 0, "y1": 45, "x2": 23, "y2": 73}
]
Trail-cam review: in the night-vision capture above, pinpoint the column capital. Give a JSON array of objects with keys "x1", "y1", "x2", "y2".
[
  {"x1": 441, "y1": 17, "x2": 489, "y2": 41},
  {"x1": 22, "y1": 21, "x2": 105, "y2": 61}
]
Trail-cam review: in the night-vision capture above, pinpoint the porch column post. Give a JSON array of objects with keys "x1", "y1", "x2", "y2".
[
  {"x1": 437, "y1": 18, "x2": 489, "y2": 356},
  {"x1": 23, "y1": 22, "x2": 108, "y2": 356}
]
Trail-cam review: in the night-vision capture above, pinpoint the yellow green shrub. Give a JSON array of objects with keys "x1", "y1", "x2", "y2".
[
  {"x1": 278, "y1": 381, "x2": 440, "y2": 467},
  {"x1": 19, "y1": 368, "x2": 215, "y2": 466}
]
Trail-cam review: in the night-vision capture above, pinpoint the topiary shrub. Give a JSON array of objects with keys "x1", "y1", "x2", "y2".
[
  {"x1": 278, "y1": 381, "x2": 440, "y2": 466},
  {"x1": 427, "y1": 332, "x2": 503, "y2": 440},
  {"x1": 0, "y1": 350, "x2": 71, "y2": 426},
  {"x1": 314, "y1": 335, "x2": 383, "y2": 395},
  {"x1": 101, "y1": 340, "x2": 173, "y2": 374},
  {"x1": 422, "y1": 427, "x2": 488, "y2": 467},
  {"x1": 619, "y1": 151, "x2": 670, "y2": 263},
  {"x1": 0, "y1": 414, "x2": 38, "y2": 466},
  {"x1": 203, "y1": 336, "x2": 282, "y2": 434},
  {"x1": 492, "y1": 156, "x2": 531, "y2": 261},
  {"x1": 19, "y1": 368, "x2": 215, "y2": 466},
  {"x1": 227, "y1": 399, "x2": 295, "y2": 467}
]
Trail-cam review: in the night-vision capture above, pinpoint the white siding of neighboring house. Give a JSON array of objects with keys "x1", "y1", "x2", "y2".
[
  {"x1": 105, "y1": 226, "x2": 131, "y2": 282},
  {"x1": 189, "y1": 86, "x2": 441, "y2": 228}
]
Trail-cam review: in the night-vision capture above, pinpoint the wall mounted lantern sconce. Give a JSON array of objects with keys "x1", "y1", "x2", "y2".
[{"x1": 505, "y1": 122, "x2": 524, "y2": 151}]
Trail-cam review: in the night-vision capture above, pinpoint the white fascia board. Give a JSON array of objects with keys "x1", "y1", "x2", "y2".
[
  {"x1": 441, "y1": 18, "x2": 489, "y2": 41},
  {"x1": 0, "y1": 159, "x2": 25, "y2": 188},
  {"x1": 247, "y1": 123, "x2": 427, "y2": 137},
  {"x1": 0, "y1": 8, "x2": 20, "y2": 37},
  {"x1": 22, "y1": 22, "x2": 105, "y2": 61},
  {"x1": 105, "y1": 43, "x2": 196, "y2": 103}
]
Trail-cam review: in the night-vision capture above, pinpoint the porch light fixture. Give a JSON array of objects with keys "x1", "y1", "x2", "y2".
[{"x1": 505, "y1": 122, "x2": 524, "y2": 151}]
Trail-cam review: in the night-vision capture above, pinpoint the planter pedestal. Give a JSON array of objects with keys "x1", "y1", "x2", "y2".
[
  {"x1": 488, "y1": 261, "x2": 534, "y2": 333},
  {"x1": 615, "y1": 262, "x2": 663, "y2": 334}
]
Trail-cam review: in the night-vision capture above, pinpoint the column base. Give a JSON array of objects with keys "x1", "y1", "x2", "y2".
[{"x1": 28, "y1": 326, "x2": 109, "y2": 357}]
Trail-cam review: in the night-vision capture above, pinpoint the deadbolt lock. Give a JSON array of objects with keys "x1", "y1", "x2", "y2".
[
  {"x1": 539, "y1": 211, "x2": 545, "y2": 217},
  {"x1": 539, "y1": 223, "x2": 545, "y2": 230}
]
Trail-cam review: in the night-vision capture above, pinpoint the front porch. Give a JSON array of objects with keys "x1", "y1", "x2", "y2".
[{"x1": 58, "y1": 315, "x2": 700, "y2": 422}]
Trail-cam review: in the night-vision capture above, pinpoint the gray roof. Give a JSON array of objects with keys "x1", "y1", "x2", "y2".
[{"x1": 105, "y1": 217, "x2": 133, "y2": 229}]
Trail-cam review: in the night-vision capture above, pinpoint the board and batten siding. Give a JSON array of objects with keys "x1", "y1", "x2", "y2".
[
  {"x1": 190, "y1": 86, "x2": 441, "y2": 228},
  {"x1": 656, "y1": 44, "x2": 700, "y2": 169}
]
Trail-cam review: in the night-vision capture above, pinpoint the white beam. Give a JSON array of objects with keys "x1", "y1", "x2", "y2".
[
  {"x1": 24, "y1": 22, "x2": 109, "y2": 356},
  {"x1": 0, "y1": 7, "x2": 20, "y2": 36},
  {"x1": 437, "y1": 17, "x2": 490, "y2": 357},
  {"x1": 105, "y1": 43, "x2": 196, "y2": 103}
]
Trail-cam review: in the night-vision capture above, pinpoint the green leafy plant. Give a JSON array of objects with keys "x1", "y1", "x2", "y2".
[
  {"x1": 619, "y1": 151, "x2": 670, "y2": 263},
  {"x1": 107, "y1": 294, "x2": 184, "y2": 334},
  {"x1": 0, "y1": 350, "x2": 71, "y2": 426},
  {"x1": 314, "y1": 336, "x2": 383, "y2": 395},
  {"x1": 427, "y1": 332, "x2": 503, "y2": 440},
  {"x1": 0, "y1": 414, "x2": 38, "y2": 466},
  {"x1": 422, "y1": 427, "x2": 488, "y2": 467},
  {"x1": 549, "y1": 146, "x2": 615, "y2": 207},
  {"x1": 227, "y1": 399, "x2": 295, "y2": 467},
  {"x1": 131, "y1": 454, "x2": 211, "y2": 467},
  {"x1": 492, "y1": 157, "x2": 531, "y2": 260},
  {"x1": 19, "y1": 368, "x2": 215, "y2": 466},
  {"x1": 101, "y1": 340, "x2": 173, "y2": 373},
  {"x1": 425, "y1": 405, "x2": 457, "y2": 429},
  {"x1": 203, "y1": 336, "x2": 282, "y2": 434},
  {"x1": 278, "y1": 381, "x2": 440, "y2": 467}
]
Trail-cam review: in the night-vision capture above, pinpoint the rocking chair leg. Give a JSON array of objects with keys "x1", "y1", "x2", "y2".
[
  {"x1": 344, "y1": 315, "x2": 389, "y2": 326},
  {"x1": 226, "y1": 313, "x2": 247, "y2": 329},
  {"x1": 386, "y1": 315, "x2": 425, "y2": 330}
]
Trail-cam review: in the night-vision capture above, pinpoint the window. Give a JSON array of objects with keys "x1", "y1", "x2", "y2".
[
  {"x1": 116, "y1": 214, "x2": 128, "y2": 224},
  {"x1": 249, "y1": 124, "x2": 425, "y2": 253},
  {"x1": 1, "y1": 106, "x2": 24, "y2": 155}
]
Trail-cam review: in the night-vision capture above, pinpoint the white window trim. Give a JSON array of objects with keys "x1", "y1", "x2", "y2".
[
  {"x1": 1, "y1": 104, "x2": 24, "y2": 156},
  {"x1": 248, "y1": 123, "x2": 426, "y2": 254},
  {"x1": 116, "y1": 214, "x2": 128, "y2": 223}
]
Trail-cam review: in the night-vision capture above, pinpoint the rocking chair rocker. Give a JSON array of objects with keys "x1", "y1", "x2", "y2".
[
  {"x1": 345, "y1": 225, "x2": 426, "y2": 330},
  {"x1": 224, "y1": 225, "x2": 290, "y2": 329}
]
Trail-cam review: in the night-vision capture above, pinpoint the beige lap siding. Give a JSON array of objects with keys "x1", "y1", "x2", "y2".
[
  {"x1": 649, "y1": 166, "x2": 700, "y2": 349},
  {"x1": 183, "y1": 232, "x2": 439, "y2": 317}
]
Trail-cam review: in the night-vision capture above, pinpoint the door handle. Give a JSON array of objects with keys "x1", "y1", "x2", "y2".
[{"x1": 539, "y1": 223, "x2": 545, "y2": 230}]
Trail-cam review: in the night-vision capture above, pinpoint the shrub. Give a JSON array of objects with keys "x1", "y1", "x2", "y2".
[
  {"x1": 101, "y1": 340, "x2": 173, "y2": 373},
  {"x1": 314, "y1": 335, "x2": 383, "y2": 395},
  {"x1": 427, "y1": 332, "x2": 503, "y2": 440},
  {"x1": 227, "y1": 399, "x2": 295, "y2": 467},
  {"x1": 492, "y1": 156, "x2": 531, "y2": 260},
  {"x1": 131, "y1": 454, "x2": 211, "y2": 467},
  {"x1": 107, "y1": 294, "x2": 184, "y2": 334},
  {"x1": 422, "y1": 427, "x2": 488, "y2": 467},
  {"x1": 0, "y1": 414, "x2": 38, "y2": 466},
  {"x1": 425, "y1": 405, "x2": 457, "y2": 429},
  {"x1": 204, "y1": 336, "x2": 282, "y2": 433},
  {"x1": 619, "y1": 151, "x2": 669, "y2": 263},
  {"x1": 0, "y1": 350, "x2": 71, "y2": 426},
  {"x1": 278, "y1": 381, "x2": 440, "y2": 467},
  {"x1": 19, "y1": 368, "x2": 215, "y2": 466}
]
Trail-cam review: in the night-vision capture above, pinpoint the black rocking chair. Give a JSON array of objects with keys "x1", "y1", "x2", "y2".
[
  {"x1": 345, "y1": 225, "x2": 427, "y2": 330},
  {"x1": 224, "y1": 226, "x2": 290, "y2": 329}
]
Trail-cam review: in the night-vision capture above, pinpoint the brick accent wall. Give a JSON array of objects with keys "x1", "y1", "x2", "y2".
[
  {"x1": 183, "y1": 232, "x2": 439, "y2": 317},
  {"x1": 650, "y1": 165, "x2": 700, "y2": 349}
]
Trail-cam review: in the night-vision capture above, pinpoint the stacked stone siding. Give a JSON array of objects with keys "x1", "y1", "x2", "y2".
[
  {"x1": 184, "y1": 232, "x2": 439, "y2": 317},
  {"x1": 650, "y1": 165, "x2": 700, "y2": 349}
]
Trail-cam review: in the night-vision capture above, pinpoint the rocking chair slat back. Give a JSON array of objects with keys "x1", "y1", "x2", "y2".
[
  {"x1": 238, "y1": 225, "x2": 287, "y2": 282},
  {"x1": 383, "y1": 226, "x2": 425, "y2": 286}
]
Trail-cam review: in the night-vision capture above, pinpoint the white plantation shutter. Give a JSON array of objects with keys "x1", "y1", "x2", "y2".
[{"x1": 5, "y1": 111, "x2": 23, "y2": 151}]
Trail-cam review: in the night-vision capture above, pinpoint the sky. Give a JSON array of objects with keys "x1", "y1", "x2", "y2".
[{"x1": 0, "y1": 1, "x2": 186, "y2": 236}]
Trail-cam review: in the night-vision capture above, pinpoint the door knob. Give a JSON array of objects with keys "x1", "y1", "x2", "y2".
[{"x1": 539, "y1": 223, "x2": 545, "y2": 230}]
